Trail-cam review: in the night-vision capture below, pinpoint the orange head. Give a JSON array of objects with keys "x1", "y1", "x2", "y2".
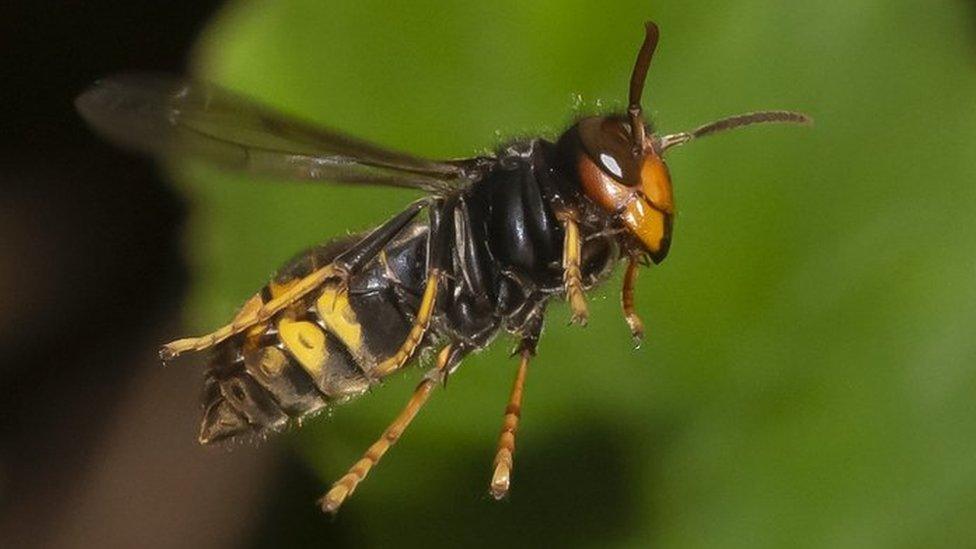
[
  {"x1": 575, "y1": 115, "x2": 674, "y2": 262},
  {"x1": 557, "y1": 22, "x2": 810, "y2": 264},
  {"x1": 563, "y1": 22, "x2": 673, "y2": 263}
]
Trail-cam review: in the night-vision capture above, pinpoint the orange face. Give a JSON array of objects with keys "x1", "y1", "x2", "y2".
[{"x1": 576, "y1": 117, "x2": 674, "y2": 262}]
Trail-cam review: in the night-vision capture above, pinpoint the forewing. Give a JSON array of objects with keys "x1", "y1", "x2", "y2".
[{"x1": 75, "y1": 73, "x2": 476, "y2": 192}]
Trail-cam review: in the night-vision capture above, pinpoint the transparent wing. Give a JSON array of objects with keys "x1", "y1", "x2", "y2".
[{"x1": 75, "y1": 73, "x2": 480, "y2": 192}]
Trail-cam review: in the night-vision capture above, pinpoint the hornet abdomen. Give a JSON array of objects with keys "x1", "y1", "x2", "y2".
[{"x1": 200, "y1": 224, "x2": 429, "y2": 443}]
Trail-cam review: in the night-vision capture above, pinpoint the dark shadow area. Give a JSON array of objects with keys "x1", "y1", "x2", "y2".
[
  {"x1": 0, "y1": 2, "x2": 260, "y2": 547},
  {"x1": 248, "y1": 456, "x2": 360, "y2": 548},
  {"x1": 260, "y1": 417, "x2": 675, "y2": 548}
]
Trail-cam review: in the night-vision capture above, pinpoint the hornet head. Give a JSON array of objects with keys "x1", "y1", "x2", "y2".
[{"x1": 558, "y1": 22, "x2": 811, "y2": 263}]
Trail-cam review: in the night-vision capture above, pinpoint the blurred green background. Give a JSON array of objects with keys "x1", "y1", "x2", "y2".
[{"x1": 169, "y1": 1, "x2": 976, "y2": 547}]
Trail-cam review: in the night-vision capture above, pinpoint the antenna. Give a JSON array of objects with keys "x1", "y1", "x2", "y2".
[
  {"x1": 628, "y1": 21, "x2": 660, "y2": 156},
  {"x1": 659, "y1": 110, "x2": 813, "y2": 151}
]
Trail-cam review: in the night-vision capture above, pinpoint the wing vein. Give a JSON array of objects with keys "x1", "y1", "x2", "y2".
[{"x1": 75, "y1": 72, "x2": 486, "y2": 193}]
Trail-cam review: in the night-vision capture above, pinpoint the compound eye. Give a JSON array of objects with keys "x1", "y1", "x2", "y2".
[
  {"x1": 598, "y1": 153, "x2": 624, "y2": 179},
  {"x1": 577, "y1": 151, "x2": 634, "y2": 214},
  {"x1": 577, "y1": 117, "x2": 643, "y2": 186}
]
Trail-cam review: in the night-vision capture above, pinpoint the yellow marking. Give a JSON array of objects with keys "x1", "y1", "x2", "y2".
[
  {"x1": 320, "y1": 345, "x2": 454, "y2": 514},
  {"x1": 256, "y1": 346, "x2": 288, "y2": 378},
  {"x1": 372, "y1": 271, "x2": 440, "y2": 377},
  {"x1": 560, "y1": 216, "x2": 589, "y2": 326},
  {"x1": 315, "y1": 284, "x2": 366, "y2": 359},
  {"x1": 277, "y1": 317, "x2": 329, "y2": 377},
  {"x1": 234, "y1": 279, "x2": 299, "y2": 352},
  {"x1": 160, "y1": 265, "x2": 340, "y2": 360}
]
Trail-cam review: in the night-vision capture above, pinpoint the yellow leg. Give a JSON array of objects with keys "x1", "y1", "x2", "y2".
[
  {"x1": 160, "y1": 265, "x2": 342, "y2": 360},
  {"x1": 320, "y1": 344, "x2": 455, "y2": 514},
  {"x1": 561, "y1": 217, "x2": 588, "y2": 326},
  {"x1": 621, "y1": 255, "x2": 644, "y2": 344},
  {"x1": 490, "y1": 349, "x2": 531, "y2": 499},
  {"x1": 372, "y1": 270, "x2": 440, "y2": 377}
]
